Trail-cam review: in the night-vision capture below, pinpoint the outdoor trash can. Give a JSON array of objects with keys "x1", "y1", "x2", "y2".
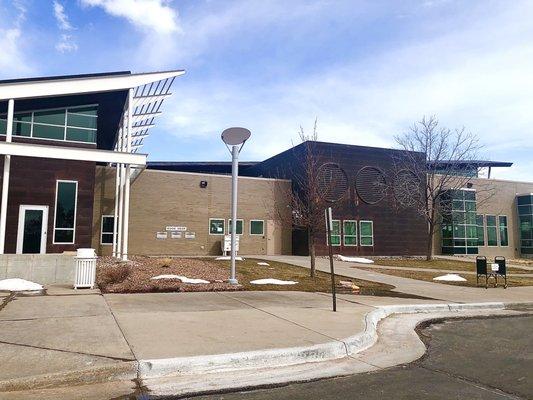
[{"x1": 74, "y1": 248, "x2": 97, "y2": 289}]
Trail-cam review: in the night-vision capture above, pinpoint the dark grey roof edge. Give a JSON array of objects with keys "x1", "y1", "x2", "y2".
[{"x1": 0, "y1": 71, "x2": 132, "y2": 85}]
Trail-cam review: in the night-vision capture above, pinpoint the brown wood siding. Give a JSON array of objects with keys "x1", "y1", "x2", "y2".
[
  {"x1": 0, "y1": 155, "x2": 96, "y2": 253},
  {"x1": 255, "y1": 141, "x2": 428, "y2": 256}
]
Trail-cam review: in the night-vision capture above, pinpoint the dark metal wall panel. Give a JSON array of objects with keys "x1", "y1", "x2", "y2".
[
  {"x1": 255, "y1": 141, "x2": 428, "y2": 256},
  {"x1": 0, "y1": 156, "x2": 96, "y2": 253}
]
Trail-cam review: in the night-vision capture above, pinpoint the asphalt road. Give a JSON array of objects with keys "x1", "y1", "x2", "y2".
[{"x1": 191, "y1": 315, "x2": 533, "y2": 400}]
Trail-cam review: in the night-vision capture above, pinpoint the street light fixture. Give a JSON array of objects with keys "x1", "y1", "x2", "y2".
[{"x1": 221, "y1": 127, "x2": 251, "y2": 284}]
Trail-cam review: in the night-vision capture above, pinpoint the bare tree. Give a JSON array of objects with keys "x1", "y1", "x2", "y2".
[
  {"x1": 271, "y1": 119, "x2": 338, "y2": 277},
  {"x1": 391, "y1": 115, "x2": 492, "y2": 260}
]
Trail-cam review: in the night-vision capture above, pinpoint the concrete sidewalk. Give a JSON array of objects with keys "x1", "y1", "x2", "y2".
[
  {"x1": 259, "y1": 255, "x2": 533, "y2": 303},
  {"x1": 0, "y1": 286, "x2": 531, "y2": 399}
]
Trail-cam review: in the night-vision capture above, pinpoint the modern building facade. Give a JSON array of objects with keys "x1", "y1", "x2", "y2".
[{"x1": 1, "y1": 70, "x2": 532, "y2": 285}]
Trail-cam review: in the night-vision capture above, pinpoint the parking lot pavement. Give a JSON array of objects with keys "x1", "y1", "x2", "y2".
[{"x1": 196, "y1": 315, "x2": 533, "y2": 400}]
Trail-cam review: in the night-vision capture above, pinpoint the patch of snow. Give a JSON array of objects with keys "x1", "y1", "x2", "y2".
[
  {"x1": 337, "y1": 255, "x2": 374, "y2": 264},
  {"x1": 215, "y1": 256, "x2": 244, "y2": 261},
  {"x1": 151, "y1": 275, "x2": 210, "y2": 284},
  {"x1": 250, "y1": 278, "x2": 298, "y2": 285},
  {"x1": 0, "y1": 278, "x2": 43, "y2": 292},
  {"x1": 432, "y1": 274, "x2": 467, "y2": 282},
  {"x1": 257, "y1": 262, "x2": 270, "y2": 266}
]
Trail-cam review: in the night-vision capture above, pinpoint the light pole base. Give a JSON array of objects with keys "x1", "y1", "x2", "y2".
[{"x1": 228, "y1": 278, "x2": 239, "y2": 285}]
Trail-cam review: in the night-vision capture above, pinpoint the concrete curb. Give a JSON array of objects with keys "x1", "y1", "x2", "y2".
[{"x1": 138, "y1": 301, "x2": 526, "y2": 379}]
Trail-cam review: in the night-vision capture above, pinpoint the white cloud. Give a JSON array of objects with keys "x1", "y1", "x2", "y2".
[
  {"x1": 154, "y1": 0, "x2": 533, "y2": 181},
  {"x1": 53, "y1": 1, "x2": 74, "y2": 30},
  {"x1": 0, "y1": 1, "x2": 32, "y2": 77},
  {"x1": 80, "y1": 0, "x2": 181, "y2": 34},
  {"x1": 56, "y1": 34, "x2": 79, "y2": 53}
]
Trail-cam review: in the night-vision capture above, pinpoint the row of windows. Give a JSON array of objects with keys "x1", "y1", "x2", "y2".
[
  {"x1": 477, "y1": 214, "x2": 508, "y2": 247},
  {"x1": 0, "y1": 105, "x2": 98, "y2": 144},
  {"x1": 101, "y1": 218, "x2": 267, "y2": 245},
  {"x1": 209, "y1": 219, "x2": 265, "y2": 236},
  {"x1": 328, "y1": 220, "x2": 374, "y2": 247}
]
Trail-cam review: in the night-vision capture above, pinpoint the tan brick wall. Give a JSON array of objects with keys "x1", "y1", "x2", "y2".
[
  {"x1": 92, "y1": 167, "x2": 292, "y2": 256},
  {"x1": 433, "y1": 177, "x2": 533, "y2": 258}
]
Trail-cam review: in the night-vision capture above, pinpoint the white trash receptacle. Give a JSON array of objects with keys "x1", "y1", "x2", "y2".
[{"x1": 74, "y1": 248, "x2": 97, "y2": 289}]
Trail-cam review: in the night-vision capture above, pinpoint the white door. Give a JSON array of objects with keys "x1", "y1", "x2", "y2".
[{"x1": 16, "y1": 205, "x2": 48, "y2": 254}]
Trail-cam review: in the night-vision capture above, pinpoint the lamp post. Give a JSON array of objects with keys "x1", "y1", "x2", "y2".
[{"x1": 221, "y1": 127, "x2": 251, "y2": 284}]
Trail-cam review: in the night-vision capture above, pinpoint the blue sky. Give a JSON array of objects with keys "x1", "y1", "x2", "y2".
[{"x1": 1, "y1": 0, "x2": 532, "y2": 181}]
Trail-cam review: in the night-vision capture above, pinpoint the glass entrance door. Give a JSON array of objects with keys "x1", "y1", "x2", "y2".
[{"x1": 17, "y1": 206, "x2": 48, "y2": 254}]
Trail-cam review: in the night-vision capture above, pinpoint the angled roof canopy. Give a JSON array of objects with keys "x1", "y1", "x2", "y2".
[{"x1": 0, "y1": 69, "x2": 184, "y2": 153}]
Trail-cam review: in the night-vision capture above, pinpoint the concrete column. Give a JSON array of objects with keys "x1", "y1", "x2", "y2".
[
  {"x1": 0, "y1": 99, "x2": 14, "y2": 254},
  {"x1": 121, "y1": 88, "x2": 133, "y2": 262}
]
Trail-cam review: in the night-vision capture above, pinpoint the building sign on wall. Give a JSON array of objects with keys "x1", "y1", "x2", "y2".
[
  {"x1": 156, "y1": 232, "x2": 168, "y2": 239},
  {"x1": 170, "y1": 232, "x2": 182, "y2": 239},
  {"x1": 166, "y1": 226, "x2": 187, "y2": 232},
  {"x1": 185, "y1": 232, "x2": 196, "y2": 239}
]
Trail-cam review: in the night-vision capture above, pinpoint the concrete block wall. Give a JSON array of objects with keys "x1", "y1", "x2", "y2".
[
  {"x1": 0, "y1": 254, "x2": 76, "y2": 285},
  {"x1": 92, "y1": 166, "x2": 293, "y2": 256}
]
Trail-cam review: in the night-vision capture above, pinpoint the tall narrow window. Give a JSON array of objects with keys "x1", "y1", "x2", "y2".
[
  {"x1": 53, "y1": 181, "x2": 77, "y2": 244},
  {"x1": 486, "y1": 215, "x2": 498, "y2": 246},
  {"x1": 101, "y1": 215, "x2": 115, "y2": 245},
  {"x1": 476, "y1": 214, "x2": 485, "y2": 246},
  {"x1": 343, "y1": 220, "x2": 357, "y2": 246},
  {"x1": 327, "y1": 220, "x2": 341, "y2": 246},
  {"x1": 498, "y1": 216, "x2": 508, "y2": 246},
  {"x1": 360, "y1": 220, "x2": 374, "y2": 246}
]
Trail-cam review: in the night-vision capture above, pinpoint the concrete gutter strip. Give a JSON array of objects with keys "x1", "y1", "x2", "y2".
[
  {"x1": 0, "y1": 361, "x2": 137, "y2": 392},
  {"x1": 138, "y1": 302, "x2": 519, "y2": 379}
]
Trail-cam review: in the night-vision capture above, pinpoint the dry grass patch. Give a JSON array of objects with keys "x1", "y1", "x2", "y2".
[
  {"x1": 213, "y1": 257, "x2": 394, "y2": 294},
  {"x1": 359, "y1": 267, "x2": 533, "y2": 287},
  {"x1": 373, "y1": 258, "x2": 530, "y2": 274}
]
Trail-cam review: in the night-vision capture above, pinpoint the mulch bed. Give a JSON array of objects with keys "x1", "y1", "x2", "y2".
[{"x1": 96, "y1": 256, "x2": 241, "y2": 293}]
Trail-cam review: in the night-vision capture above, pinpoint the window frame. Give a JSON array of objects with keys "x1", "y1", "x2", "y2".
[
  {"x1": 343, "y1": 220, "x2": 357, "y2": 246},
  {"x1": 359, "y1": 220, "x2": 374, "y2": 247},
  {"x1": 100, "y1": 214, "x2": 115, "y2": 246},
  {"x1": 498, "y1": 215, "x2": 509, "y2": 247},
  {"x1": 326, "y1": 219, "x2": 342, "y2": 246},
  {"x1": 485, "y1": 214, "x2": 498, "y2": 247},
  {"x1": 228, "y1": 219, "x2": 244, "y2": 235},
  {"x1": 0, "y1": 104, "x2": 98, "y2": 144},
  {"x1": 52, "y1": 180, "x2": 78, "y2": 245},
  {"x1": 249, "y1": 219, "x2": 265, "y2": 236},
  {"x1": 208, "y1": 218, "x2": 225, "y2": 235},
  {"x1": 476, "y1": 214, "x2": 485, "y2": 247}
]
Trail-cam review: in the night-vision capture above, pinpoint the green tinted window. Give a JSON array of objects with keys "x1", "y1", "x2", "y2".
[
  {"x1": 70, "y1": 106, "x2": 97, "y2": 116},
  {"x1": 228, "y1": 219, "x2": 244, "y2": 235},
  {"x1": 14, "y1": 112, "x2": 31, "y2": 123},
  {"x1": 0, "y1": 119, "x2": 5, "y2": 134},
  {"x1": 13, "y1": 122, "x2": 31, "y2": 136},
  {"x1": 209, "y1": 219, "x2": 224, "y2": 235},
  {"x1": 250, "y1": 220, "x2": 264, "y2": 235},
  {"x1": 34, "y1": 109, "x2": 65, "y2": 125},
  {"x1": 67, "y1": 113, "x2": 97, "y2": 129},
  {"x1": 476, "y1": 215, "x2": 485, "y2": 246},
  {"x1": 498, "y1": 216, "x2": 508, "y2": 246},
  {"x1": 66, "y1": 127, "x2": 96, "y2": 142},
  {"x1": 486, "y1": 215, "x2": 497, "y2": 246},
  {"x1": 328, "y1": 220, "x2": 341, "y2": 246},
  {"x1": 33, "y1": 124, "x2": 64, "y2": 140},
  {"x1": 360, "y1": 221, "x2": 374, "y2": 246},
  {"x1": 54, "y1": 181, "x2": 77, "y2": 244},
  {"x1": 343, "y1": 220, "x2": 357, "y2": 246}
]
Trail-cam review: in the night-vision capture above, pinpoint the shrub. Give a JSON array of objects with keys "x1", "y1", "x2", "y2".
[
  {"x1": 158, "y1": 257, "x2": 174, "y2": 268},
  {"x1": 99, "y1": 265, "x2": 131, "y2": 285}
]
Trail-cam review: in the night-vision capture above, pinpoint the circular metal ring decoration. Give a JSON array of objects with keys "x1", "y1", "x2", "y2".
[
  {"x1": 393, "y1": 169, "x2": 421, "y2": 207},
  {"x1": 355, "y1": 166, "x2": 387, "y2": 204},
  {"x1": 317, "y1": 162, "x2": 349, "y2": 203}
]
